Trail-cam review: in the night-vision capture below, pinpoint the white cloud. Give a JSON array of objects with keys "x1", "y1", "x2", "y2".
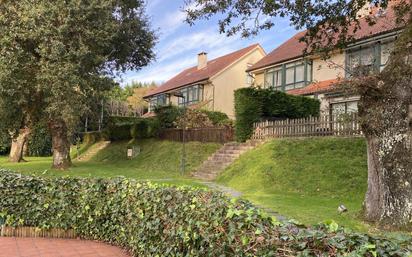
[{"x1": 122, "y1": 56, "x2": 195, "y2": 84}]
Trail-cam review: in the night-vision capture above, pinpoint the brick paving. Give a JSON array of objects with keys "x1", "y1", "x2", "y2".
[{"x1": 0, "y1": 237, "x2": 131, "y2": 257}]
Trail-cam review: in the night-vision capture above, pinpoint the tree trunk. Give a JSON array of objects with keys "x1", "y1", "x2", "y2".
[
  {"x1": 363, "y1": 133, "x2": 412, "y2": 229},
  {"x1": 49, "y1": 119, "x2": 72, "y2": 170},
  {"x1": 355, "y1": 21, "x2": 412, "y2": 230},
  {"x1": 8, "y1": 127, "x2": 31, "y2": 163}
]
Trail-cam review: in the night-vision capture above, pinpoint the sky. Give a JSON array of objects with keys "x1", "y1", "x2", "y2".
[{"x1": 119, "y1": 0, "x2": 299, "y2": 86}]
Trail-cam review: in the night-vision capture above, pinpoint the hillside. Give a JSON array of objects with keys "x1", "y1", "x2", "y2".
[
  {"x1": 0, "y1": 139, "x2": 221, "y2": 186},
  {"x1": 217, "y1": 137, "x2": 370, "y2": 231}
]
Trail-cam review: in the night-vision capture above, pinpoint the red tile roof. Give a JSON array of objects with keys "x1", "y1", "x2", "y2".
[
  {"x1": 248, "y1": 3, "x2": 402, "y2": 72},
  {"x1": 144, "y1": 44, "x2": 262, "y2": 98},
  {"x1": 287, "y1": 79, "x2": 341, "y2": 95}
]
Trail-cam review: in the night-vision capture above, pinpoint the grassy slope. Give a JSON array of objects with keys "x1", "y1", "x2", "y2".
[
  {"x1": 0, "y1": 139, "x2": 221, "y2": 187},
  {"x1": 217, "y1": 137, "x2": 371, "y2": 232}
]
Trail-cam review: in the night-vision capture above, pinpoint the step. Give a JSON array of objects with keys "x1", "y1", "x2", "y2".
[
  {"x1": 221, "y1": 146, "x2": 253, "y2": 151},
  {"x1": 215, "y1": 149, "x2": 244, "y2": 154},
  {"x1": 209, "y1": 154, "x2": 238, "y2": 160}
]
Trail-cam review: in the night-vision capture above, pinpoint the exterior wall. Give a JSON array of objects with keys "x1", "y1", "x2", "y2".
[
  {"x1": 169, "y1": 95, "x2": 178, "y2": 106},
  {"x1": 202, "y1": 83, "x2": 214, "y2": 110},
  {"x1": 253, "y1": 71, "x2": 265, "y2": 87},
  {"x1": 312, "y1": 52, "x2": 345, "y2": 81},
  {"x1": 211, "y1": 48, "x2": 265, "y2": 118}
]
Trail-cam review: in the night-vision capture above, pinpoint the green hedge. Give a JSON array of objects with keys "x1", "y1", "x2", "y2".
[
  {"x1": 0, "y1": 170, "x2": 410, "y2": 256},
  {"x1": 234, "y1": 88, "x2": 320, "y2": 142},
  {"x1": 106, "y1": 117, "x2": 160, "y2": 141},
  {"x1": 155, "y1": 106, "x2": 231, "y2": 129}
]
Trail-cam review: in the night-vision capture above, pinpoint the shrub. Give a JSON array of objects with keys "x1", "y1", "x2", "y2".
[
  {"x1": 0, "y1": 170, "x2": 410, "y2": 257},
  {"x1": 175, "y1": 109, "x2": 214, "y2": 128},
  {"x1": 107, "y1": 117, "x2": 159, "y2": 141},
  {"x1": 0, "y1": 132, "x2": 10, "y2": 156},
  {"x1": 154, "y1": 105, "x2": 184, "y2": 128},
  {"x1": 234, "y1": 88, "x2": 263, "y2": 142},
  {"x1": 82, "y1": 131, "x2": 110, "y2": 145},
  {"x1": 234, "y1": 88, "x2": 320, "y2": 142},
  {"x1": 27, "y1": 123, "x2": 52, "y2": 157},
  {"x1": 200, "y1": 110, "x2": 231, "y2": 127},
  {"x1": 155, "y1": 106, "x2": 232, "y2": 129}
]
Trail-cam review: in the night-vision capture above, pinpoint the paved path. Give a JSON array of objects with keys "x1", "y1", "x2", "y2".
[{"x1": 0, "y1": 237, "x2": 130, "y2": 257}]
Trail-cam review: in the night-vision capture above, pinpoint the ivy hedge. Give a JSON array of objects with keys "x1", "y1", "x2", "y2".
[
  {"x1": 234, "y1": 88, "x2": 321, "y2": 142},
  {"x1": 0, "y1": 170, "x2": 410, "y2": 257}
]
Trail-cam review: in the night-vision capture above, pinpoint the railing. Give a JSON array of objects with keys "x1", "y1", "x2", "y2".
[
  {"x1": 159, "y1": 127, "x2": 234, "y2": 144},
  {"x1": 252, "y1": 113, "x2": 362, "y2": 139}
]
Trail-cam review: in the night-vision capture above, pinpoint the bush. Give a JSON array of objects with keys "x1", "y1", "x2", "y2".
[
  {"x1": 82, "y1": 131, "x2": 110, "y2": 145},
  {"x1": 107, "y1": 117, "x2": 159, "y2": 141},
  {"x1": 234, "y1": 88, "x2": 264, "y2": 142},
  {"x1": 0, "y1": 170, "x2": 410, "y2": 257},
  {"x1": 200, "y1": 110, "x2": 231, "y2": 127},
  {"x1": 27, "y1": 123, "x2": 52, "y2": 157},
  {"x1": 0, "y1": 132, "x2": 10, "y2": 156},
  {"x1": 154, "y1": 105, "x2": 184, "y2": 129},
  {"x1": 155, "y1": 106, "x2": 232, "y2": 129},
  {"x1": 234, "y1": 88, "x2": 320, "y2": 142}
]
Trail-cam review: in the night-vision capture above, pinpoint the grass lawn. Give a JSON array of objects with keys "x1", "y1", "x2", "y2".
[
  {"x1": 0, "y1": 139, "x2": 221, "y2": 187},
  {"x1": 217, "y1": 137, "x2": 375, "y2": 233}
]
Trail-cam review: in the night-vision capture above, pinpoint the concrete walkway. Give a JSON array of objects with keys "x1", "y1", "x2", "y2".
[{"x1": 0, "y1": 237, "x2": 130, "y2": 257}]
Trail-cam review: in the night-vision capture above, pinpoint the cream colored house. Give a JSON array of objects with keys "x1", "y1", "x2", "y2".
[
  {"x1": 248, "y1": 5, "x2": 401, "y2": 116},
  {"x1": 144, "y1": 44, "x2": 266, "y2": 118}
]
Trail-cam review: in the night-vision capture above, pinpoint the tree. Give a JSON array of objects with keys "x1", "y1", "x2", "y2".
[
  {"x1": 184, "y1": 0, "x2": 412, "y2": 229},
  {"x1": 126, "y1": 82, "x2": 157, "y2": 116},
  {"x1": 0, "y1": 0, "x2": 156, "y2": 169}
]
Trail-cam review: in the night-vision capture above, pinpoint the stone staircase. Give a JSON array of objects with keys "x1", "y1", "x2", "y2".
[
  {"x1": 192, "y1": 140, "x2": 265, "y2": 181},
  {"x1": 76, "y1": 141, "x2": 111, "y2": 162}
]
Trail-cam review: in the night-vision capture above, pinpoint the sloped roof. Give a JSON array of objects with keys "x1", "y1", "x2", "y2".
[
  {"x1": 248, "y1": 4, "x2": 402, "y2": 72},
  {"x1": 287, "y1": 79, "x2": 340, "y2": 96},
  {"x1": 144, "y1": 44, "x2": 262, "y2": 98}
]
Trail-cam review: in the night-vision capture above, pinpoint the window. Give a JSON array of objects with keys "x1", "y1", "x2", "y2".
[
  {"x1": 346, "y1": 39, "x2": 395, "y2": 76},
  {"x1": 149, "y1": 94, "x2": 168, "y2": 111},
  {"x1": 346, "y1": 46, "x2": 376, "y2": 76},
  {"x1": 178, "y1": 85, "x2": 204, "y2": 106},
  {"x1": 265, "y1": 67, "x2": 282, "y2": 90},
  {"x1": 264, "y1": 60, "x2": 312, "y2": 91},
  {"x1": 380, "y1": 41, "x2": 394, "y2": 71},
  {"x1": 331, "y1": 101, "x2": 358, "y2": 116}
]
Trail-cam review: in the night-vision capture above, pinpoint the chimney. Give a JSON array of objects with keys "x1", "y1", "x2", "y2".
[{"x1": 198, "y1": 52, "x2": 207, "y2": 70}]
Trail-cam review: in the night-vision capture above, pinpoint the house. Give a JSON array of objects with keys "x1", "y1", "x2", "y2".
[
  {"x1": 247, "y1": 3, "x2": 402, "y2": 116},
  {"x1": 144, "y1": 44, "x2": 266, "y2": 118}
]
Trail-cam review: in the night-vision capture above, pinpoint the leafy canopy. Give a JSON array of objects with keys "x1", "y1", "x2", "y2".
[
  {"x1": 0, "y1": 0, "x2": 156, "y2": 130},
  {"x1": 184, "y1": 0, "x2": 410, "y2": 52}
]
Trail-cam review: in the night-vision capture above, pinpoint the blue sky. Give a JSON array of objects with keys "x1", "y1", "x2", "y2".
[{"x1": 120, "y1": 0, "x2": 299, "y2": 86}]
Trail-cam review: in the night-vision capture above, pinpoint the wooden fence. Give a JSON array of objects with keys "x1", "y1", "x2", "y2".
[
  {"x1": 159, "y1": 127, "x2": 234, "y2": 144},
  {"x1": 252, "y1": 113, "x2": 362, "y2": 139}
]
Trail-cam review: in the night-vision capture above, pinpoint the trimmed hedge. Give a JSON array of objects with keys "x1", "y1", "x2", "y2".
[
  {"x1": 0, "y1": 170, "x2": 410, "y2": 256},
  {"x1": 155, "y1": 106, "x2": 232, "y2": 129},
  {"x1": 106, "y1": 117, "x2": 159, "y2": 141},
  {"x1": 234, "y1": 88, "x2": 320, "y2": 142}
]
